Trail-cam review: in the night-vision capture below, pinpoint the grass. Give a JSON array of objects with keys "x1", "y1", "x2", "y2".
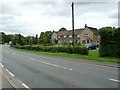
[{"x1": 11, "y1": 47, "x2": 120, "y2": 63}]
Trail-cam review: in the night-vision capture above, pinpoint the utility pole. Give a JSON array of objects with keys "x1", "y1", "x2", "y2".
[{"x1": 71, "y1": 2, "x2": 75, "y2": 47}]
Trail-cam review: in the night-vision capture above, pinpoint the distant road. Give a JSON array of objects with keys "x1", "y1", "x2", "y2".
[{"x1": 2, "y1": 45, "x2": 119, "y2": 88}]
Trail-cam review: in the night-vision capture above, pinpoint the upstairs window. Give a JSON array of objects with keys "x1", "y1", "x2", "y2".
[
  {"x1": 77, "y1": 35, "x2": 80, "y2": 37},
  {"x1": 83, "y1": 34, "x2": 89, "y2": 37},
  {"x1": 69, "y1": 35, "x2": 72, "y2": 38},
  {"x1": 64, "y1": 35, "x2": 67, "y2": 38}
]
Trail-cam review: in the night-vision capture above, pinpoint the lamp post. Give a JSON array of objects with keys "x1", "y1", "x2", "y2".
[{"x1": 71, "y1": 2, "x2": 75, "y2": 47}]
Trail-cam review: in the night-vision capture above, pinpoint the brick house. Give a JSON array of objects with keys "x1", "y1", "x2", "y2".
[{"x1": 51, "y1": 24, "x2": 99, "y2": 45}]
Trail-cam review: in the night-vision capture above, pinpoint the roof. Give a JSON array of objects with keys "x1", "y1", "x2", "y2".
[
  {"x1": 56, "y1": 28, "x2": 84, "y2": 36},
  {"x1": 87, "y1": 27, "x2": 99, "y2": 34},
  {"x1": 53, "y1": 26, "x2": 99, "y2": 36}
]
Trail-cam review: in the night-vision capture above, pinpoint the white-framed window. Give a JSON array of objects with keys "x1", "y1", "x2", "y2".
[
  {"x1": 69, "y1": 35, "x2": 72, "y2": 37},
  {"x1": 83, "y1": 34, "x2": 89, "y2": 37},
  {"x1": 53, "y1": 36, "x2": 56, "y2": 38},
  {"x1": 64, "y1": 35, "x2": 67, "y2": 38},
  {"x1": 77, "y1": 35, "x2": 80, "y2": 37},
  {"x1": 69, "y1": 40, "x2": 72, "y2": 43}
]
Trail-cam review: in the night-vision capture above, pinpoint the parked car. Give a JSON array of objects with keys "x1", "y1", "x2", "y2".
[{"x1": 84, "y1": 43, "x2": 99, "y2": 50}]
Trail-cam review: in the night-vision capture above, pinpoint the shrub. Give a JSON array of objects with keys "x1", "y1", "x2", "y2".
[
  {"x1": 12, "y1": 45, "x2": 89, "y2": 55},
  {"x1": 99, "y1": 27, "x2": 120, "y2": 58}
]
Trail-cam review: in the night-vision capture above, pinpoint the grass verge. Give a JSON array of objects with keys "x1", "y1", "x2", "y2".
[{"x1": 11, "y1": 47, "x2": 120, "y2": 63}]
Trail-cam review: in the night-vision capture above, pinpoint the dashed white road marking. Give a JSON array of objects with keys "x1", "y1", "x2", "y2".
[
  {"x1": 0, "y1": 63, "x2": 4, "y2": 67},
  {"x1": 18, "y1": 79, "x2": 22, "y2": 83},
  {"x1": 109, "y1": 78, "x2": 120, "y2": 83},
  {"x1": 12, "y1": 53, "x2": 18, "y2": 56},
  {"x1": 0, "y1": 62, "x2": 30, "y2": 89},
  {"x1": 5, "y1": 69, "x2": 14, "y2": 77},
  {"x1": 22, "y1": 83, "x2": 30, "y2": 88},
  {"x1": 18, "y1": 79, "x2": 30, "y2": 88},
  {"x1": 29, "y1": 58, "x2": 73, "y2": 71}
]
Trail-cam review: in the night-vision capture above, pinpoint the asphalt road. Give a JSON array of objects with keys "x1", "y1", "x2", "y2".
[{"x1": 1, "y1": 45, "x2": 119, "y2": 88}]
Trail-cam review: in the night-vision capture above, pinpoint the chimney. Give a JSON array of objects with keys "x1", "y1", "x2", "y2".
[{"x1": 85, "y1": 24, "x2": 87, "y2": 28}]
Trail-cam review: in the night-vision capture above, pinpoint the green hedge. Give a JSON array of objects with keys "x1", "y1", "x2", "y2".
[
  {"x1": 12, "y1": 45, "x2": 89, "y2": 55},
  {"x1": 99, "y1": 27, "x2": 120, "y2": 58}
]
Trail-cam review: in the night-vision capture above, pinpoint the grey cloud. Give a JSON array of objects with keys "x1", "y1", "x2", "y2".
[
  {"x1": 0, "y1": 15, "x2": 14, "y2": 20},
  {"x1": 109, "y1": 12, "x2": 118, "y2": 19},
  {"x1": 2, "y1": 25, "x2": 31, "y2": 35},
  {"x1": 21, "y1": 2, "x2": 71, "y2": 17},
  {"x1": 0, "y1": 1, "x2": 118, "y2": 36},
  {"x1": 0, "y1": 3, "x2": 22, "y2": 16},
  {"x1": 75, "y1": 2, "x2": 117, "y2": 16}
]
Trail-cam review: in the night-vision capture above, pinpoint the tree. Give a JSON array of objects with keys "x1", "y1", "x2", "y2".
[
  {"x1": 59, "y1": 27, "x2": 67, "y2": 31},
  {"x1": 6, "y1": 34, "x2": 14, "y2": 43},
  {"x1": 39, "y1": 32, "x2": 47, "y2": 45},
  {"x1": 45, "y1": 31, "x2": 53, "y2": 43},
  {"x1": 1, "y1": 32, "x2": 6, "y2": 44},
  {"x1": 11, "y1": 34, "x2": 25, "y2": 45},
  {"x1": 34, "y1": 35, "x2": 38, "y2": 45},
  {"x1": 99, "y1": 27, "x2": 120, "y2": 57}
]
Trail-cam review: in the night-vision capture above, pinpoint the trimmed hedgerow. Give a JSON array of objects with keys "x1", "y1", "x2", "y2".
[
  {"x1": 99, "y1": 27, "x2": 120, "y2": 58},
  {"x1": 12, "y1": 45, "x2": 89, "y2": 55}
]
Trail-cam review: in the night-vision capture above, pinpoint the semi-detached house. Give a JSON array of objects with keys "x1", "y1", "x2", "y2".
[{"x1": 52, "y1": 24, "x2": 100, "y2": 45}]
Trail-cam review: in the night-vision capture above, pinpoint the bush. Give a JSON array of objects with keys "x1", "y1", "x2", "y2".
[
  {"x1": 99, "y1": 27, "x2": 120, "y2": 58},
  {"x1": 12, "y1": 45, "x2": 89, "y2": 55}
]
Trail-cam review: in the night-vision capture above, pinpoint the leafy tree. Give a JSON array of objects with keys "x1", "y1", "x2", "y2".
[
  {"x1": 34, "y1": 35, "x2": 38, "y2": 45},
  {"x1": 28, "y1": 36, "x2": 34, "y2": 45},
  {"x1": 45, "y1": 31, "x2": 53, "y2": 43},
  {"x1": 99, "y1": 27, "x2": 120, "y2": 57},
  {"x1": 18, "y1": 34, "x2": 24, "y2": 45},
  {"x1": 11, "y1": 34, "x2": 24, "y2": 45},
  {"x1": 11, "y1": 34, "x2": 17, "y2": 45},
  {"x1": 1, "y1": 32, "x2": 6, "y2": 44},
  {"x1": 39, "y1": 32, "x2": 47, "y2": 45},
  {"x1": 6, "y1": 34, "x2": 14, "y2": 43}
]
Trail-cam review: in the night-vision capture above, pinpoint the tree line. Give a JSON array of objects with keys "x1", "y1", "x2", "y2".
[
  {"x1": 0, "y1": 27, "x2": 67, "y2": 45},
  {"x1": 0, "y1": 31, "x2": 53, "y2": 45}
]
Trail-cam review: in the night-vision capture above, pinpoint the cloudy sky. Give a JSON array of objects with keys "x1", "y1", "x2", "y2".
[{"x1": 0, "y1": 0, "x2": 119, "y2": 36}]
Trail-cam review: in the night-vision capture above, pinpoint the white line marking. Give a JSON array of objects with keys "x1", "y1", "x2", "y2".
[
  {"x1": 0, "y1": 63, "x2": 4, "y2": 67},
  {"x1": 69, "y1": 68, "x2": 73, "y2": 71},
  {"x1": 18, "y1": 79, "x2": 22, "y2": 83},
  {"x1": 29, "y1": 58, "x2": 73, "y2": 71},
  {"x1": 109, "y1": 78, "x2": 120, "y2": 83},
  {"x1": 5, "y1": 69, "x2": 14, "y2": 77},
  {"x1": 29, "y1": 58, "x2": 34, "y2": 60},
  {"x1": 12, "y1": 53, "x2": 18, "y2": 56},
  {"x1": 22, "y1": 83, "x2": 29, "y2": 88}
]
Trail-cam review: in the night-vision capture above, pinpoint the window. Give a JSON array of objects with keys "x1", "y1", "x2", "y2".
[
  {"x1": 66, "y1": 35, "x2": 69, "y2": 37},
  {"x1": 69, "y1": 35, "x2": 72, "y2": 37},
  {"x1": 87, "y1": 40, "x2": 89, "y2": 43},
  {"x1": 77, "y1": 35, "x2": 80, "y2": 37},
  {"x1": 53, "y1": 36, "x2": 56, "y2": 38},
  {"x1": 64, "y1": 35, "x2": 66, "y2": 38},
  {"x1": 60, "y1": 36, "x2": 63, "y2": 38},
  {"x1": 69, "y1": 40, "x2": 72, "y2": 43},
  {"x1": 84, "y1": 34, "x2": 89, "y2": 37},
  {"x1": 82, "y1": 40, "x2": 86, "y2": 44}
]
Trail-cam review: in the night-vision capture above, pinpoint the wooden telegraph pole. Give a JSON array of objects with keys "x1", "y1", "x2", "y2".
[{"x1": 71, "y1": 2, "x2": 75, "y2": 47}]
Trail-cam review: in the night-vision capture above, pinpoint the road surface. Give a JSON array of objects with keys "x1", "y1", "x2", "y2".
[{"x1": 1, "y1": 45, "x2": 119, "y2": 88}]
